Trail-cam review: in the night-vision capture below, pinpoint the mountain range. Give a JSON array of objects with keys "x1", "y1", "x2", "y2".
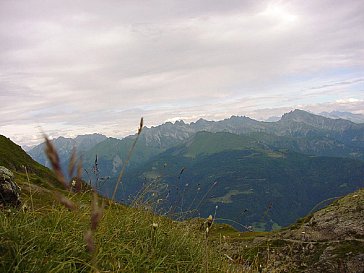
[
  {"x1": 28, "y1": 133, "x2": 107, "y2": 175},
  {"x1": 27, "y1": 109, "x2": 364, "y2": 230}
]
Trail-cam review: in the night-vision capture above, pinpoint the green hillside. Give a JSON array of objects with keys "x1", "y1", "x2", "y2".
[
  {"x1": 83, "y1": 136, "x2": 161, "y2": 177},
  {"x1": 0, "y1": 135, "x2": 52, "y2": 177},
  {"x1": 119, "y1": 132, "x2": 364, "y2": 230},
  {"x1": 184, "y1": 131, "x2": 261, "y2": 157},
  {"x1": 0, "y1": 135, "x2": 57, "y2": 189}
]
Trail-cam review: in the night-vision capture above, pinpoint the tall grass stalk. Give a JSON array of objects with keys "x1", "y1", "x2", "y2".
[
  {"x1": 111, "y1": 117, "x2": 143, "y2": 201},
  {"x1": 23, "y1": 165, "x2": 33, "y2": 212}
]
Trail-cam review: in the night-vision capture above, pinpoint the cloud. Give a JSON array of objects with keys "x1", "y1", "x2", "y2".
[
  {"x1": 0, "y1": 0, "x2": 363, "y2": 145},
  {"x1": 335, "y1": 98, "x2": 360, "y2": 104}
]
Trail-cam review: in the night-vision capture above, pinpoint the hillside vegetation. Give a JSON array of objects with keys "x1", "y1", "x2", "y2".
[
  {"x1": 1, "y1": 134, "x2": 363, "y2": 272},
  {"x1": 0, "y1": 135, "x2": 229, "y2": 272}
]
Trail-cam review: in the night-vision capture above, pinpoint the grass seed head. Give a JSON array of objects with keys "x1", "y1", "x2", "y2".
[
  {"x1": 84, "y1": 230, "x2": 95, "y2": 254},
  {"x1": 138, "y1": 117, "x2": 144, "y2": 135},
  {"x1": 91, "y1": 192, "x2": 104, "y2": 231},
  {"x1": 44, "y1": 135, "x2": 68, "y2": 189},
  {"x1": 55, "y1": 192, "x2": 77, "y2": 211},
  {"x1": 68, "y1": 147, "x2": 77, "y2": 178}
]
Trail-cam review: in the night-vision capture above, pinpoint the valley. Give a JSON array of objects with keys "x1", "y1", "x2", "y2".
[{"x1": 27, "y1": 110, "x2": 364, "y2": 231}]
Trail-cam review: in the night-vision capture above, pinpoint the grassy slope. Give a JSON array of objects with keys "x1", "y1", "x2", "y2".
[
  {"x1": 0, "y1": 195, "x2": 229, "y2": 272},
  {"x1": 83, "y1": 137, "x2": 160, "y2": 177},
  {"x1": 0, "y1": 135, "x2": 229, "y2": 272},
  {"x1": 0, "y1": 135, "x2": 54, "y2": 178}
]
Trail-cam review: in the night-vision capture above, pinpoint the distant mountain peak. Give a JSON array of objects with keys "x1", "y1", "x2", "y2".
[
  {"x1": 75, "y1": 133, "x2": 106, "y2": 139},
  {"x1": 319, "y1": 110, "x2": 364, "y2": 124},
  {"x1": 174, "y1": 120, "x2": 185, "y2": 125},
  {"x1": 193, "y1": 118, "x2": 211, "y2": 126},
  {"x1": 281, "y1": 109, "x2": 313, "y2": 118},
  {"x1": 197, "y1": 117, "x2": 206, "y2": 121},
  {"x1": 265, "y1": 116, "x2": 281, "y2": 122},
  {"x1": 280, "y1": 109, "x2": 327, "y2": 123},
  {"x1": 229, "y1": 115, "x2": 248, "y2": 120},
  {"x1": 278, "y1": 109, "x2": 359, "y2": 135}
]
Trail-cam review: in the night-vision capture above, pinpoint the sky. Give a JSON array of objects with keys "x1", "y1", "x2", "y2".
[{"x1": 0, "y1": 0, "x2": 363, "y2": 147}]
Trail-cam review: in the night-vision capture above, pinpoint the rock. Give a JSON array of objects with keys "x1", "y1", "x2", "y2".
[{"x1": 0, "y1": 166, "x2": 21, "y2": 208}]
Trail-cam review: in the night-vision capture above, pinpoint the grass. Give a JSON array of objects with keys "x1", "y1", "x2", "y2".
[
  {"x1": 0, "y1": 180, "x2": 230, "y2": 272},
  {"x1": 0, "y1": 127, "x2": 233, "y2": 272}
]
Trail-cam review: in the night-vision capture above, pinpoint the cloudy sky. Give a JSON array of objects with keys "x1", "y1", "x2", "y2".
[{"x1": 1, "y1": 0, "x2": 363, "y2": 147}]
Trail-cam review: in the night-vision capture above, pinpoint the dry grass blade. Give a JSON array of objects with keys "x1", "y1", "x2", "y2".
[
  {"x1": 54, "y1": 192, "x2": 77, "y2": 211},
  {"x1": 68, "y1": 147, "x2": 77, "y2": 178},
  {"x1": 44, "y1": 135, "x2": 69, "y2": 189},
  {"x1": 77, "y1": 157, "x2": 83, "y2": 179},
  {"x1": 111, "y1": 117, "x2": 143, "y2": 201},
  {"x1": 84, "y1": 191, "x2": 104, "y2": 273},
  {"x1": 84, "y1": 230, "x2": 95, "y2": 254},
  {"x1": 138, "y1": 117, "x2": 144, "y2": 135},
  {"x1": 196, "y1": 181, "x2": 218, "y2": 210},
  {"x1": 91, "y1": 192, "x2": 104, "y2": 231}
]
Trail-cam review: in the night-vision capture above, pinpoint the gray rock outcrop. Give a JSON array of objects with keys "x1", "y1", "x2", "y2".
[{"x1": 0, "y1": 166, "x2": 21, "y2": 208}]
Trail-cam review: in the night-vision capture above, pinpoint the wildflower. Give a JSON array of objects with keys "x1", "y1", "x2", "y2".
[
  {"x1": 207, "y1": 215, "x2": 213, "y2": 227},
  {"x1": 201, "y1": 214, "x2": 214, "y2": 238},
  {"x1": 21, "y1": 204, "x2": 28, "y2": 212},
  {"x1": 44, "y1": 135, "x2": 68, "y2": 189},
  {"x1": 152, "y1": 222, "x2": 158, "y2": 229}
]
